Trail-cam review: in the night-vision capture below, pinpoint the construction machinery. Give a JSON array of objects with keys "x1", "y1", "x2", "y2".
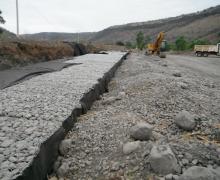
[
  {"x1": 146, "y1": 32, "x2": 167, "y2": 58},
  {"x1": 194, "y1": 43, "x2": 220, "y2": 57}
]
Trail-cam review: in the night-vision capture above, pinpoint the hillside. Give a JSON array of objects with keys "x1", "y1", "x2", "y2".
[
  {"x1": 2, "y1": 5, "x2": 220, "y2": 44},
  {"x1": 22, "y1": 32, "x2": 96, "y2": 42},
  {"x1": 91, "y1": 5, "x2": 220, "y2": 44},
  {"x1": 0, "y1": 27, "x2": 17, "y2": 41}
]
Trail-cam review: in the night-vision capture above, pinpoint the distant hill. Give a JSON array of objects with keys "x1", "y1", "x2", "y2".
[
  {"x1": 22, "y1": 32, "x2": 96, "y2": 42},
  {"x1": 90, "y1": 5, "x2": 220, "y2": 44},
  {"x1": 0, "y1": 27, "x2": 17, "y2": 41},
  {"x1": 2, "y1": 5, "x2": 220, "y2": 44}
]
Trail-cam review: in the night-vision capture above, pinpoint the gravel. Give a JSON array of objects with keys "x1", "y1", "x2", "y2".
[
  {"x1": 50, "y1": 53, "x2": 220, "y2": 179},
  {"x1": 0, "y1": 52, "x2": 127, "y2": 180}
]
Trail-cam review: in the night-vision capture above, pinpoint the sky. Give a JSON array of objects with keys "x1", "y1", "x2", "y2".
[{"x1": 0, "y1": 0, "x2": 219, "y2": 34}]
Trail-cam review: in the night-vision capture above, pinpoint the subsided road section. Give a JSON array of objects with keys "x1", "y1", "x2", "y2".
[{"x1": 0, "y1": 52, "x2": 128, "y2": 180}]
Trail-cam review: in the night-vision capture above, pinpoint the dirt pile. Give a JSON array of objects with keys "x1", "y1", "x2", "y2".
[{"x1": 0, "y1": 40, "x2": 87, "y2": 70}]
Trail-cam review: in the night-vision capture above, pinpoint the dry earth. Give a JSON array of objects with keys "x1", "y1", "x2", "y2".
[{"x1": 50, "y1": 53, "x2": 220, "y2": 180}]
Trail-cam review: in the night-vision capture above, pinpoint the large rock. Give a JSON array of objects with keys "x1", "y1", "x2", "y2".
[
  {"x1": 130, "y1": 123, "x2": 153, "y2": 141},
  {"x1": 148, "y1": 145, "x2": 180, "y2": 175},
  {"x1": 179, "y1": 166, "x2": 220, "y2": 180},
  {"x1": 123, "y1": 141, "x2": 140, "y2": 155},
  {"x1": 59, "y1": 139, "x2": 72, "y2": 156},
  {"x1": 56, "y1": 162, "x2": 69, "y2": 177},
  {"x1": 175, "y1": 111, "x2": 196, "y2": 131}
]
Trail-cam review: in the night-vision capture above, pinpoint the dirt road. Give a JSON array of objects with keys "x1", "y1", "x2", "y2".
[
  {"x1": 167, "y1": 55, "x2": 220, "y2": 78},
  {"x1": 51, "y1": 53, "x2": 220, "y2": 180}
]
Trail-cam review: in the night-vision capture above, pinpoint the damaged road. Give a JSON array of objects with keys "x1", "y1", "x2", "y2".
[
  {"x1": 53, "y1": 53, "x2": 220, "y2": 180},
  {"x1": 0, "y1": 58, "x2": 82, "y2": 89}
]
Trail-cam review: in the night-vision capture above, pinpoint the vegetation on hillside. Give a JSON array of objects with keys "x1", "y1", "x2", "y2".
[
  {"x1": 116, "y1": 32, "x2": 216, "y2": 51},
  {"x1": 91, "y1": 5, "x2": 220, "y2": 44},
  {"x1": 167, "y1": 36, "x2": 211, "y2": 51},
  {"x1": 0, "y1": 10, "x2": 5, "y2": 34},
  {"x1": 136, "y1": 32, "x2": 145, "y2": 50},
  {"x1": 0, "y1": 10, "x2": 5, "y2": 24}
]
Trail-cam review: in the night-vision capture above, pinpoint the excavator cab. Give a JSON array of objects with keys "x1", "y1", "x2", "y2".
[
  {"x1": 160, "y1": 40, "x2": 167, "y2": 52},
  {"x1": 159, "y1": 40, "x2": 167, "y2": 58}
]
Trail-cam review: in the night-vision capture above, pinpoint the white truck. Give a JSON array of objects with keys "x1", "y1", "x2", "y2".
[{"x1": 194, "y1": 43, "x2": 220, "y2": 57}]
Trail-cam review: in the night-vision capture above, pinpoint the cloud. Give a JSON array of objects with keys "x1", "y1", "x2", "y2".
[{"x1": 0, "y1": 0, "x2": 219, "y2": 34}]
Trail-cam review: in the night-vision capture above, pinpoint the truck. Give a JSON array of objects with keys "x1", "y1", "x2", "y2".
[{"x1": 194, "y1": 43, "x2": 220, "y2": 57}]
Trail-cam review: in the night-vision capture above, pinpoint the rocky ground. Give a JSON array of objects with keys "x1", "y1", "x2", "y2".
[{"x1": 50, "y1": 53, "x2": 220, "y2": 180}]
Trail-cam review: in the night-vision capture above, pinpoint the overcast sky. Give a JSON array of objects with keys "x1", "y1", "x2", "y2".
[{"x1": 0, "y1": 0, "x2": 219, "y2": 34}]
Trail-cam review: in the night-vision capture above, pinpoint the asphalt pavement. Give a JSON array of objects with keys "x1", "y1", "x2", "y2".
[{"x1": 0, "y1": 58, "x2": 80, "y2": 89}]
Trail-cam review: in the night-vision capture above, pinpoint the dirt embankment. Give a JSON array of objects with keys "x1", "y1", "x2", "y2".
[{"x1": 0, "y1": 40, "x2": 88, "y2": 70}]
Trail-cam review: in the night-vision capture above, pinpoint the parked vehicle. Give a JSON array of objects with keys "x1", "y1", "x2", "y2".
[{"x1": 194, "y1": 43, "x2": 220, "y2": 57}]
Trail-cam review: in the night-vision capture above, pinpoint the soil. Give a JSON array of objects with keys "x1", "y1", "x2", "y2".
[
  {"x1": 51, "y1": 53, "x2": 220, "y2": 180},
  {"x1": 0, "y1": 41, "x2": 87, "y2": 70}
]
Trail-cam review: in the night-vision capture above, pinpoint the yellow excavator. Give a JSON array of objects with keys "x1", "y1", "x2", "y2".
[{"x1": 146, "y1": 32, "x2": 167, "y2": 58}]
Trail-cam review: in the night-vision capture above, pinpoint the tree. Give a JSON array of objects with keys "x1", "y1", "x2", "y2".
[
  {"x1": 144, "y1": 35, "x2": 151, "y2": 45},
  {"x1": 175, "y1": 36, "x2": 187, "y2": 51},
  {"x1": 136, "y1": 31, "x2": 145, "y2": 50},
  {"x1": 0, "y1": 10, "x2": 5, "y2": 34},
  {"x1": 0, "y1": 10, "x2": 5, "y2": 24},
  {"x1": 188, "y1": 39, "x2": 210, "y2": 50}
]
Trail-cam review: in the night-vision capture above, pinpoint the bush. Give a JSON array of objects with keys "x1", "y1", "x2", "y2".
[
  {"x1": 125, "y1": 41, "x2": 133, "y2": 49},
  {"x1": 0, "y1": 10, "x2": 5, "y2": 24},
  {"x1": 136, "y1": 31, "x2": 145, "y2": 50},
  {"x1": 116, "y1": 41, "x2": 124, "y2": 46},
  {"x1": 188, "y1": 39, "x2": 210, "y2": 49},
  {"x1": 144, "y1": 36, "x2": 151, "y2": 45},
  {"x1": 175, "y1": 36, "x2": 187, "y2": 51}
]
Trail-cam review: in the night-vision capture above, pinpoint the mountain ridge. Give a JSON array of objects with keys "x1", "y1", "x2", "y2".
[
  {"x1": 1, "y1": 5, "x2": 220, "y2": 43},
  {"x1": 91, "y1": 5, "x2": 220, "y2": 43}
]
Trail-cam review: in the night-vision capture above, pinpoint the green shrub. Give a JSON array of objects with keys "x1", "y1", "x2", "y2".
[
  {"x1": 136, "y1": 31, "x2": 145, "y2": 50},
  {"x1": 175, "y1": 36, "x2": 187, "y2": 51}
]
